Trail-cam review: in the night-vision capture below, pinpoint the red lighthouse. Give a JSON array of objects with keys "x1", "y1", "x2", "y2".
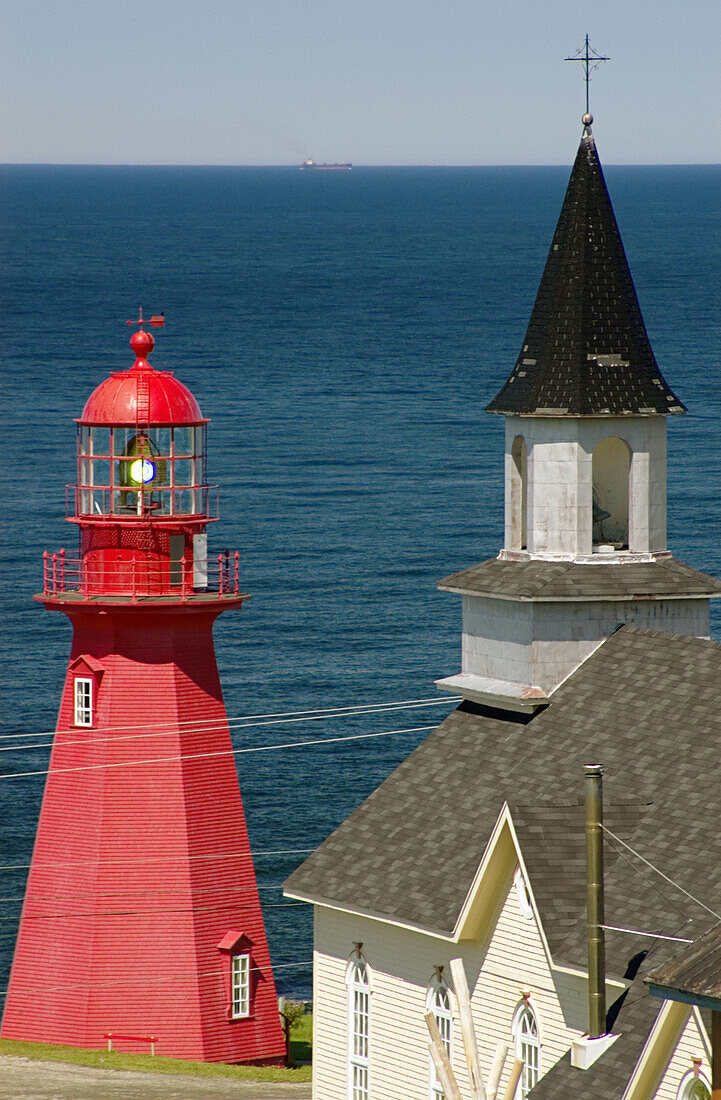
[{"x1": 2, "y1": 317, "x2": 286, "y2": 1064}]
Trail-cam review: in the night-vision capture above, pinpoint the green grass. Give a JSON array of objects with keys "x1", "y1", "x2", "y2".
[
  {"x1": 289, "y1": 1011, "x2": 313, "y2": 1065},
  {"x1": 0, "y1": 1025, "x2": 312, "y2": 1083}
]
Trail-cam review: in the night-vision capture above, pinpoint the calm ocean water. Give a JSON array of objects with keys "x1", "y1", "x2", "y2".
[{"x1": 1, "y1": 163, "x2": 720, "y2": 1000}]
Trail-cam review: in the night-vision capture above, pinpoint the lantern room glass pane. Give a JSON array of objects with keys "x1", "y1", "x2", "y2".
[
  {"x1": 110, "y1": 427, "x2": 133, "y2": 453},
  {"x1": 90, "y1": 460, "x2": 111, "y2": 487},
  {"x1": 173, "y1": 459, "x2": 195, "y2": 486},
  {"x1": 173, "y1": 426, "x2": 194, "y2": 455},
  {"x1": 149, "y1": 427, "x2": 171, "y2": 455},
  {"x1": 90, "y1": 427, "x2": 111, "y2": 456},
  {"x1": 173, "y1": 489, "x2": 196, "y2": 514}
]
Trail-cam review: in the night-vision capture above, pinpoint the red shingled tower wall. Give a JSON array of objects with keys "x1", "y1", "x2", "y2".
[{"x1": 1, "y1": 322, "x2": 286, "y2": 1064}]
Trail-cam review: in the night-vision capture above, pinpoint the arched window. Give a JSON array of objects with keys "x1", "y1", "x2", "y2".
[
  {"x1": 427, "y1": 971, "x2": 452, "y2": 1099},
  {"x1": 346, "y1": 954, "x2": 370, "y2": 1100},
  {"x1": 512, "y1": 1000, "x2": 540, "y2": 1098},
  {"x1": 510, "y1": 436, "x2": 528, "y2": 550},
  {"x1": 514, "y1": 868, "x2": 534, "y2": 921},
  {"x1": 677, "y1": 1070, "x2": 711, "y2": 1100},
  {"x1": 592, "y1": 437, "x2": 631, "y2": 548}
]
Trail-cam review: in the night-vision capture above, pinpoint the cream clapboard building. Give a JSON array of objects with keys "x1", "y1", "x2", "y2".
[{"x1": 284, "y1": 118, "x2": 721, "y2": 1100}]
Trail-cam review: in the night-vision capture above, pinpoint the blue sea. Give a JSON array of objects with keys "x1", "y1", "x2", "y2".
[{"x1": 1, "y1": 163, "x2": 720, "y2": 1001}]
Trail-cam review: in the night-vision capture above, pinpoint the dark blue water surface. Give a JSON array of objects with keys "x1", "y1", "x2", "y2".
[{"x1": 1, "y1": 164, "x2": 720, "y2": 1001}]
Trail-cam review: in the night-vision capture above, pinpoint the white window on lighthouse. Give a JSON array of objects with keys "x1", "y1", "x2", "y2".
[
  {"x1": 231, "y1": 952, "x2": 250, "y2": 1018},
  {"x1": 74, "y1": 678, "x2": 93, "y2": 726}
]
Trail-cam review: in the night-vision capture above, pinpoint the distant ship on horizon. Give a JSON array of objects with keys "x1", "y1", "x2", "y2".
[{"x1": 301, "y1": 159, "x2": 352, "y2": 171}]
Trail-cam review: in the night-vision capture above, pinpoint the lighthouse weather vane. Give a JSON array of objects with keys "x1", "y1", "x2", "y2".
[
  {"x1": 564, "y1": 34, "x2": 609, "y2": 118},
  {"x1": 126, "y1": 306, "x2": 165, "y2": 329}
]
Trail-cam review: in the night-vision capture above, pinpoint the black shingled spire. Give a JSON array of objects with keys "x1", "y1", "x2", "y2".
[{"x1": 487, "y1": 128, "x2": 685, "y2": 417}]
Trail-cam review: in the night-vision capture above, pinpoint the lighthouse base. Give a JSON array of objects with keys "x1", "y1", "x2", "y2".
[{"x1": 1, "y1": 606, "x2": 286, "y2": 1065}]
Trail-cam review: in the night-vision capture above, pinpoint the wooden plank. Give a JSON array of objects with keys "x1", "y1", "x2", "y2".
[
  {"x1": 425, "y1": 1010, "x2": 463, "y2": 1100},
  {"x1": 450, "y1": 956, "x2": 487, "y2": 1100},
  {"x1": 500, "y1": 1059, "x2": 523, "y2": 1100},
  {"x1": 487, "y1": 1041, "x2": 509, "y2": 1100}
]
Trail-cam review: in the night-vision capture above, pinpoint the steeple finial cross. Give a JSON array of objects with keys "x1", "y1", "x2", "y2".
[{"x1": 564, "y1": 35, "x2": 610, "y2": 117}]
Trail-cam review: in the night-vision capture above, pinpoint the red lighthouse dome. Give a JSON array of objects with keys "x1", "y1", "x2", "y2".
[
  {"x1": 68, "y1": 321, "x2": 217, "y2": 599},
  {"x1": 80, "y1": 329, "x2": 206, "y2": 425}
]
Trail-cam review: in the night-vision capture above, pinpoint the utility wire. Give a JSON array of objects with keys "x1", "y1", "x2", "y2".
[
  {"x1": 0, "y1": 958, "x2": 313, "y2": 996},
  {"x1": 0, "y1": 697, "x2": 456, "y2": 754},
  {"x1": 3, "y1": 900, "x2": 308, "y2": 922},
  {"x1": 601, "y1": 824, "x2": 721, "y2": 922},
  {"x1": 0, "y1": 695, "x2": 459, "y2": 743},
  {"x1": 0, "y1": 724, "x2": 438, "y2": 782},
  {"x1": 0, "y1": 882, "x2": 290, "y2": 901},
  {"x1": 0, "y1": 847, "x2": 317, "y2": 872}
]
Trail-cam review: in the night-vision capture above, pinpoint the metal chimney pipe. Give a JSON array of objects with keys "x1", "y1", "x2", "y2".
[{"x1": 585, "y1": 764, "x2": 606, "y2": 1038}]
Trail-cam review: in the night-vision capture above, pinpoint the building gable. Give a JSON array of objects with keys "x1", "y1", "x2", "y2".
[
  {"x1": 308, "y1": 806, "x2": 638, "y2": 1099},
  {"x1": 624, "y1": 1002, "x2": 710, "y2": 1100}
]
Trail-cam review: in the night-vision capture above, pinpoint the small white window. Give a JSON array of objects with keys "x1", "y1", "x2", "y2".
[
  {"x1": 231, "y1": 953, "x2": 250, "y2": 1018},
  {"x1": 427, "y1": 973, "x2": 452, "y2": 1099},
  {"x1": 512, "y1": 1001, "x2": 540, "y2": 1098},
  {"x1": 74, "y1": 678, "x2": 93, "y2": 726},
  {"x1": 514, "y1": 868, "x2": 534, "y2": 920},
  {"x1": 678, "y1": 1070, "x2": 711, "y2": 1100},
  {"x1": 347, "y1": 956, "x2": 369, "y2": 1100}
]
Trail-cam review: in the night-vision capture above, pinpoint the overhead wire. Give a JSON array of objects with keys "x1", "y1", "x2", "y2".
[
  {"x1": 601, "y1": 824, "x2": 721, "y2": 922},
  {"x1": 0, "y1": 882, "x2": 291, "y2": 901},
  {"x1": 5, "y1": 901, "x2": 308, "y2": 922},
  {"x1": 0, "y1": 695, "x2": 460, "y2": 744},
  {"x1": 0, "y1": 957, "x2": 314, "y2": 996},
  {"x1": 0, "y1": 847, "x2": 318, "y2": 872},
  {"x1": 0, "y1": 724, "x2": 439, "y2": 782}
]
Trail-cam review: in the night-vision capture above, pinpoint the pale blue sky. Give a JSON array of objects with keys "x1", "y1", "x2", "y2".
[{"x1": 2, "y1": 0, "x2": 718, "y2": 165}]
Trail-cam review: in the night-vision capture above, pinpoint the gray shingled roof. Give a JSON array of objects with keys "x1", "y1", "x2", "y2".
[
  {"x1": 530, "y1": 983, "x2": 711, "y2": 1100},
  {"x1": 438, "y1": 556, "x2": 721, "y2": 601},
  {"x1": 528, "y1": 984, "x2": 662, "y2": 1100},
  {"x1": 486, "y1": 131, "x2": 685, "y2": 417},
  {"x1": 285, "y1": 627, "x2": 721, "y2": 982}
]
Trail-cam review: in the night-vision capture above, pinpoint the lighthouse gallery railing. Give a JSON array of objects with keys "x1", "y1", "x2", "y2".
[{"x1": 42, "y1": 549, "x2": 241, "y2": 601}]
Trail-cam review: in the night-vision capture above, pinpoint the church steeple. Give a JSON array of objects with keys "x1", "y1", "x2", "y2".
[
  {"x1": 487, "y1": 122, "x2": 685, "y2": 418},
  {"x1": 435, "y1": 117, "x2": 721, "y2": 713}
]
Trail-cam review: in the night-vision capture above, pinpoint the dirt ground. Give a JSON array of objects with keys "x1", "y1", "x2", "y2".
[{"x1": 0, "y1": 1055, "x2": 313, "y2": 1100}]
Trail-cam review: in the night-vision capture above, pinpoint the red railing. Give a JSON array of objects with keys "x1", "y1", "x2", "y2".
[
  {"x1": 104, "y1": 1031, "x2": 157, "y2": 1056},
  {"x1": 42, "y1": 548, "x2": 241, "y2": 601}
]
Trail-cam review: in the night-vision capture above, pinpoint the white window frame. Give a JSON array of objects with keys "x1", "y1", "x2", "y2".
[
  {"x1": 514, "y1": 867, "x2": 534, "y2": 920},
  {"x1": 346, "y1": 956, "x2": 370, "y2": 1100},
  {"x1": 427, "y1": 974, "x2": 452, "y2": 1099},
  {"x1": 231, "y1": 952, "x2": 250, "y2": 1018},
  {"x1": 512, "y1": 1000, "x2": 540, "y2": 1099},
  {"x1": 74, "y1": 677, "x2": 93, "y2": 726},
  {"x1": 677, "y1": 1070, "x2": 711, "y2": 1100}
]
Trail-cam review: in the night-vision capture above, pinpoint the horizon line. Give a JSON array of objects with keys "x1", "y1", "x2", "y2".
[{"x1": 2, "y1": 161, "x2": 720, "y2": 169}]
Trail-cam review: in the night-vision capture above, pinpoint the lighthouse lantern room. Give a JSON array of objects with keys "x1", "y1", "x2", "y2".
[{"x1": 2, "y1": 317, "x2": 287, "y2": 1064}]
